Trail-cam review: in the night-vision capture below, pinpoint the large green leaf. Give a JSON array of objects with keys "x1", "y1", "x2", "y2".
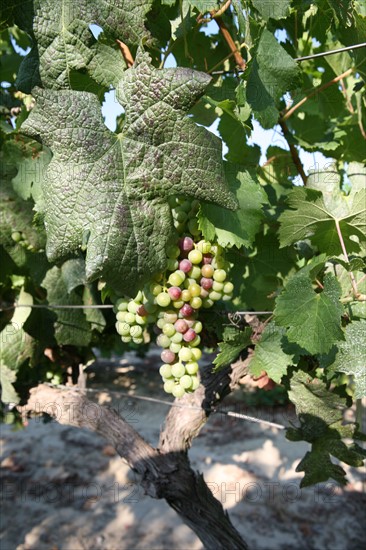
[
  {"x1": 329, "y1": 321, "x2": 366, "y2": 398},
  {"x1": 251, "y1": 0, "x2": 291, "y2": 21},
  {"x1": 0, "y1": 288, "x2": 34, "y2": 404},
  {"x1": 13, "y1": 0, "x2": 151, "y2": 91},
  {"x1": 213, "y1": 327, "x2": 252, "y2": 371},
  {"x1": 41, "y1": 263, "x2": 92, "y2": 347},
  {"x1": 278, "y1": 185, "x2": 366, "y2": 255},
  {"x1": 244, "y1": 30, "x2": 301, "y2": 128},
  {"x1": 286, "y1": 371, "x2": 366, "y2": 486},
  {"x1": 198, "y1": 166, "x2": 266, "y2": 248},
  {"x1": 274, "y1": 271, "x2": 344, "y2": 354},
  {"x1": 249, "y1": 322, "x2": 294, "y2": 383},
  {"x1": 22, "y1": 54, "x2": 236, "y2": 295}
]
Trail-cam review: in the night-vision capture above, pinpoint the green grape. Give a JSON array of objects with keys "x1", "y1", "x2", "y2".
[
  {"x1": 157, "y1": 334, "x2": 171, "y2": 348},
  {"x1": 162, "y1": 323, "x2": 175, "y2": 337},
  {"x1": 134, "y1": 290, "x2": 144, "y2": 302},
  {"x1": 117, "y1": 322, "x2": 130, "y2": 336},
  {"x1": 181, "y1": 289, "x2": 191, "y2": 302},
  {"x1": 167, "y1": 245, "x2": 180, "y2": 259},
  {"x1": 187, "y1": 218, "x2": 200, "y2": 236},
  {"x1": 188, "y1": 266, "x2": 201, "y2": 279},
  {"x1": 157, "y1": 318, "x2": 167, "y2": 329},
  {"x1": 185, "y1": 361, "x2": 199, "y2": 375},
  {"x1": 132, "y1": 336, "x2": 144, "y2": 344},
  {"x1": 164, "y1": 310, "x2": 178, "y2": 323},
  {"x1": 189, "y1": 335, "x2": 201, "y2": 347},
  {"x1": 150, "y1": 283, "x2": 163, "y2": 296},
  {"x1": 160, "y1": 364, "x2": 172, "y2": 378},
  {"x1": 130, "y1": 325, "x2": 143, "y2": 338},
  {"x1": 191, "y1": 377, "x2": 200, "y2": 390},
  {"x1": 190, "y1": 296, "x2": 202, "y2": 309},
  {"x1": 180, "y1": 200, "x2": 192, "y2": 212},
  {"x1": 127, "y1": 300, "x2": 140, "y2": 314},
  {"x1": 11, "y1": 231, "x2": 22, "y2": 242},
  {"x1": 188, "y1": 283, "x2": 201, "y2": 297},
  {"x1": 125, "y1": 312, "x2": 136, "y2": 324},
  {"x1": 196, "y1": 240, "x2": 211, "y2": 254},
  {"x1": 179, "y1": 347, "x2": 193, "y2": 362},
  {"x1": 188, "y1": 249, "x2": 203, "y2": 264},
  {"x1": 180, "y1": 374, "x2": 193, "y2": 389},
  {"x1": 116, "y1": 311, "x2": 127, "y2": 322},
  {"x1": 212, "y1": 281, "x2": 224, "y2": 292},
  {"x1": 171, "y1": 362, "x2": 186, "y2": 378},
  {"x1": 172, "y1": 299, "x2": 184, "y2": 309},
  {"x1": 164, "y1": 380, "x2": 176, "y2": 394},
  {"x1": 156, "y1": 292, "x2": 171, "y2": 307},
  {"x1": 208, "y1": 291, "x2": 222, "y2": 301},
  {"x1": 144, "y1": 302, "x2": 158, "y2": 314},
  {"x1": 202, "y1": 298, "x2": 214, "y2": 308},
  {"x1": 223, "y1": 282, "x2": 234, "y2": 294},
  {"x1": 172, "y1": 384, "x2": 186, "y2": 398},
  {"x1": 135, "y1": 314, "x2": 147, "y2": 325},
  {"x1": 222, "y1": 294, "x2": 232, "y2": 301},
  {"x1": 191, "y1": 348, "x2": 202, "y2": 361},
  {"x1": 121, "y1": 335, "x2": 132, "y2": 343},
  {"x1": 171, "y1": 332, "x2": 183, "y2": 343},
  {"x1": 116, "y1": 298, "x2": 129, "y2": 311},
  {"x1": 167, "y1": 258, "x2": 178, "y2": 271},
  {"x1": 168, "y1": 271, "x2": 185, "y2": 286},
  {"x1": 213, "y1": 269, "x2": 227, "y2": 282},
  {"x1": 170, "y1": 342, "x2": 182, "y2": 353},
  {"x1": 193, "y1": 321, "x2": 202, "y2": 334}
]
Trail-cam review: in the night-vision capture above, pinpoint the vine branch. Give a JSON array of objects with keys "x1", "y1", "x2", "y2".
[
  {"x1": 281, "y1": 68, "x2": 353, "y2": 121},
  {"x1": 116, "y1": 39, "x2": 134, "y2": 67},
  {"x1": 278, "y1": 120, "x2": 308, "y2": 185}
]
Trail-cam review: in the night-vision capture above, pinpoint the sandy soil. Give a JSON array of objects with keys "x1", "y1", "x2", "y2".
[{"x1": 1, "y1": 349, "x2": 365, "y2": 550}]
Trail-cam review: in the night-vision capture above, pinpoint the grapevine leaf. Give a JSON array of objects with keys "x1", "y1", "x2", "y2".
[
  {"x1": 61, "y1": 258, "x2": 87, "y2": 293},
  {"x1": 83, "y1": 286, "x2": 106, "y2": 333},
  {"x1": 213, "y1": 327, "x2": 252, "y2": 371},
  {"x1": 278, "y1": 186, "x2": 366, "y2": 255},
  {"x1": 0, "y1": 288, "x2": 34, "y2": 403},
  {"x1": 286, "y1": 371, "x2": 366, "y2": 487},
  {"x1": 251, "y1": 0, "x2": 291, "y2": 21},
  {"x1": 187, "y1": 1, "x2": 220, "y2": 11},
  {"x1": 274, "y1": 271, "x2": 344, "y2": 355},
  {"x1": 41, "y1": 265, "x2": 92, "y2": 347},
  {"x1": 329, "y1": 321, "x2": 366, "y2": 398},
  {"x1": 199, "y1": 167, "x2": 267, "y2": 248},
  {"x1": 245, "y1": 30, "x2": 301, "y2": 128},
  {"x1": 13, "y1": 0, "x2": 150, "y2": 91},
  {"x1": 249, "y1": 323, "x2": 294, "y2": 383},
  {"x1": 22, "y1": 55, "x2": 237, "y2": 295}
]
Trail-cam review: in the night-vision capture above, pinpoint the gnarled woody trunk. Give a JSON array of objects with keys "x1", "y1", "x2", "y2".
[{"x1": 22, "y1": 357, "x2": 251, "y2": 549}]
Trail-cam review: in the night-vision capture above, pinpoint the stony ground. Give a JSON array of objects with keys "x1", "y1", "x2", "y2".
[{"x1": 1, "y1": 350, "x2": 365, "y2": 550}]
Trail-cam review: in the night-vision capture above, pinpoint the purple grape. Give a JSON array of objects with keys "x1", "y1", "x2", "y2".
[
  {"x1": 202, "y1": 254, "x2": 213, "y2": 264},
  {"x1": 183, "y1": 328, "x2": 197, "y2": 342},
  {"x1": 180, "y1": 236, "x2": 194, "y2": 252},
  {"x1": 180, "y1": 304, "x2": 194, "y2": 317},
  {"x1": 175, "y1": 319, "x2": 189, "y2": 333},
  {"x1": 137, "y1": 304, "x2": 148, "y2": 316},
  {"x1": 161, "y1": 349, "x2": 176, "y2": 364},
  {"x1": 168, "y1": 286, "x2": 182, "y2": 300},
  {"x1": 201, "y1": 277, "x2": 213, "y2": 290},
  {"x1": 179, "y1": 259, "x2": 193, "y2": 273}
]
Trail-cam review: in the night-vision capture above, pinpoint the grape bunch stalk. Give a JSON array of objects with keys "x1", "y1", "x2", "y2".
[{"x1": 114, "y1": 197, "x2": 233, "y2": 398}]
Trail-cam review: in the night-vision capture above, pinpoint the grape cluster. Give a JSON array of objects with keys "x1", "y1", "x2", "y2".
[{"x1": 113, "y1": 197, "x2": 234, "y2": 398}]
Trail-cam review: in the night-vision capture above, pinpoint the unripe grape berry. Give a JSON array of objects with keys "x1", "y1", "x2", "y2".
[
  {"x1": 181, "y1": 289, "x2": 192, "y2": 302},
  {"x1": 135, "y1": 314, "x2": 146, "y2": 325},
  {"x1": 132, "y1": 336, "x2": 144, "y2": 345},
  {"x1": 189, "y1": 283, "x2": 201, "y2": 297},
  {"x1": 189, "y1": 335, "x2": 201, "y2": 347},
  {"x1": 150, "y1": 283, "x2": 162, "y2": 296},
  {"x1": 157, "y1": 318, "x2": 166, "y2": 329},
  {"x1": 167, "y1": 245, "x2": 180, "y2": 259},
  {"x1": 185, "y1": 361, "x2": 199, "y2": 375},
  {"x1": 191, "y1": 348, "x2": 202, "y2": 361},
  {"x1": 172, "y1": 384, "x2": 186, "y2": 398},
  {"x1": 171, "y1": 331, "x2": 183, "y2": 343},
  {"x1": 201, "y1": 264, "x2": 214, "y2": 278},
  {"x1": 190, "y1": 296, "x2": 202, "y2": 309},
  {"x1": 169, "y1": 342, "x2": 182, "y2": 353},
  {"x1": 168, "y1": 271, "x2": 185, "y2": 286},
  {"x1": 191, "y1": 377, "x2": 200, "y2": 390},
  {"x1": 121, "y1": 335, "x2": 132, "y2": 343},
  {"x1": 223, "y1": 282, "x2": 234, "y2": 294},
  {"x1": 117, "y1": 322, "x2": 130, "y2": 336},
  {"x1": 157, "y1": 334, "x2": 171, "y2": 348},
  {"x1": 188, "y1": 249, "x2": 203, "y2": 264},
  {"x1": 164, "y1": 310, "x2": 178, "y2": 323},
  {"x1": 161, "y1": 350, "x2": 176, "y2": 364},
  {"x1": 202, "y1": 298, "x2": 214, "y2": 308},
  {"x1": 180, "y1": 374, "x2": 193, "y2": 389},
  {"x1": 188, "y1": 266, "x2": 201, "y2": 279},
  {"x1": 116, "y1": 298, "x2": 129, "y2": 311},
  {"x1": 116, "y1": 311, "x2": 127, "y2": 322},
  {"x1": 188, "y1": 218, "x2": 200, "y2": 236},
  {"x1": 200, "y1": 288, "x2": 209, "y2": 298},
  {"x1": 179, "y1": 347, "x2": 193, "y2": 362},
  {"x1": 183, "y1": 328, "x2": 197, "y2": 342},
  {"x1": 162, "y1": 323, "x2": 175, "y2": 337},
  {"x1": 171, "y1": 362, "x2": 186, "y2": 378},
  {"x1": 125, "y1": 312, "x2": 136, "y2": 324},
  {"x1": 172, "y1": 299, "x2": 184, "y2": 309},
  {"x1": 164, "y1": 380, "x2": 175, "y2": 394},
  {"x1": 156, "y1": 292, "x2": 171, "y2": 307},
  {"x1": 193, "y1": 321, "x2": 202, "y2": 334},
  {"x1": 212, "y1": 281, "x2": 224, "y2": 292},
  {"x1": 213, "y1": 269, "x2": 227, "y2": 282},
  {"x1": 197, "y1": 240, "x2": 212, "y2": 254},
  {"x1": 209, "y1": 290, "x2": 222, "y2": 301},
  {"x1": 160, "y1": 363, "x2": 173, "y2": 378},
  {"x1": 179, "y1": 259, "x2": 192, "y2": 273},
  {"x1": 167, "y1": 258, "x2": 179, "y2": 272},
  {"x1": 130, "y1": 325, "x2": 143, "y2": 338}
]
